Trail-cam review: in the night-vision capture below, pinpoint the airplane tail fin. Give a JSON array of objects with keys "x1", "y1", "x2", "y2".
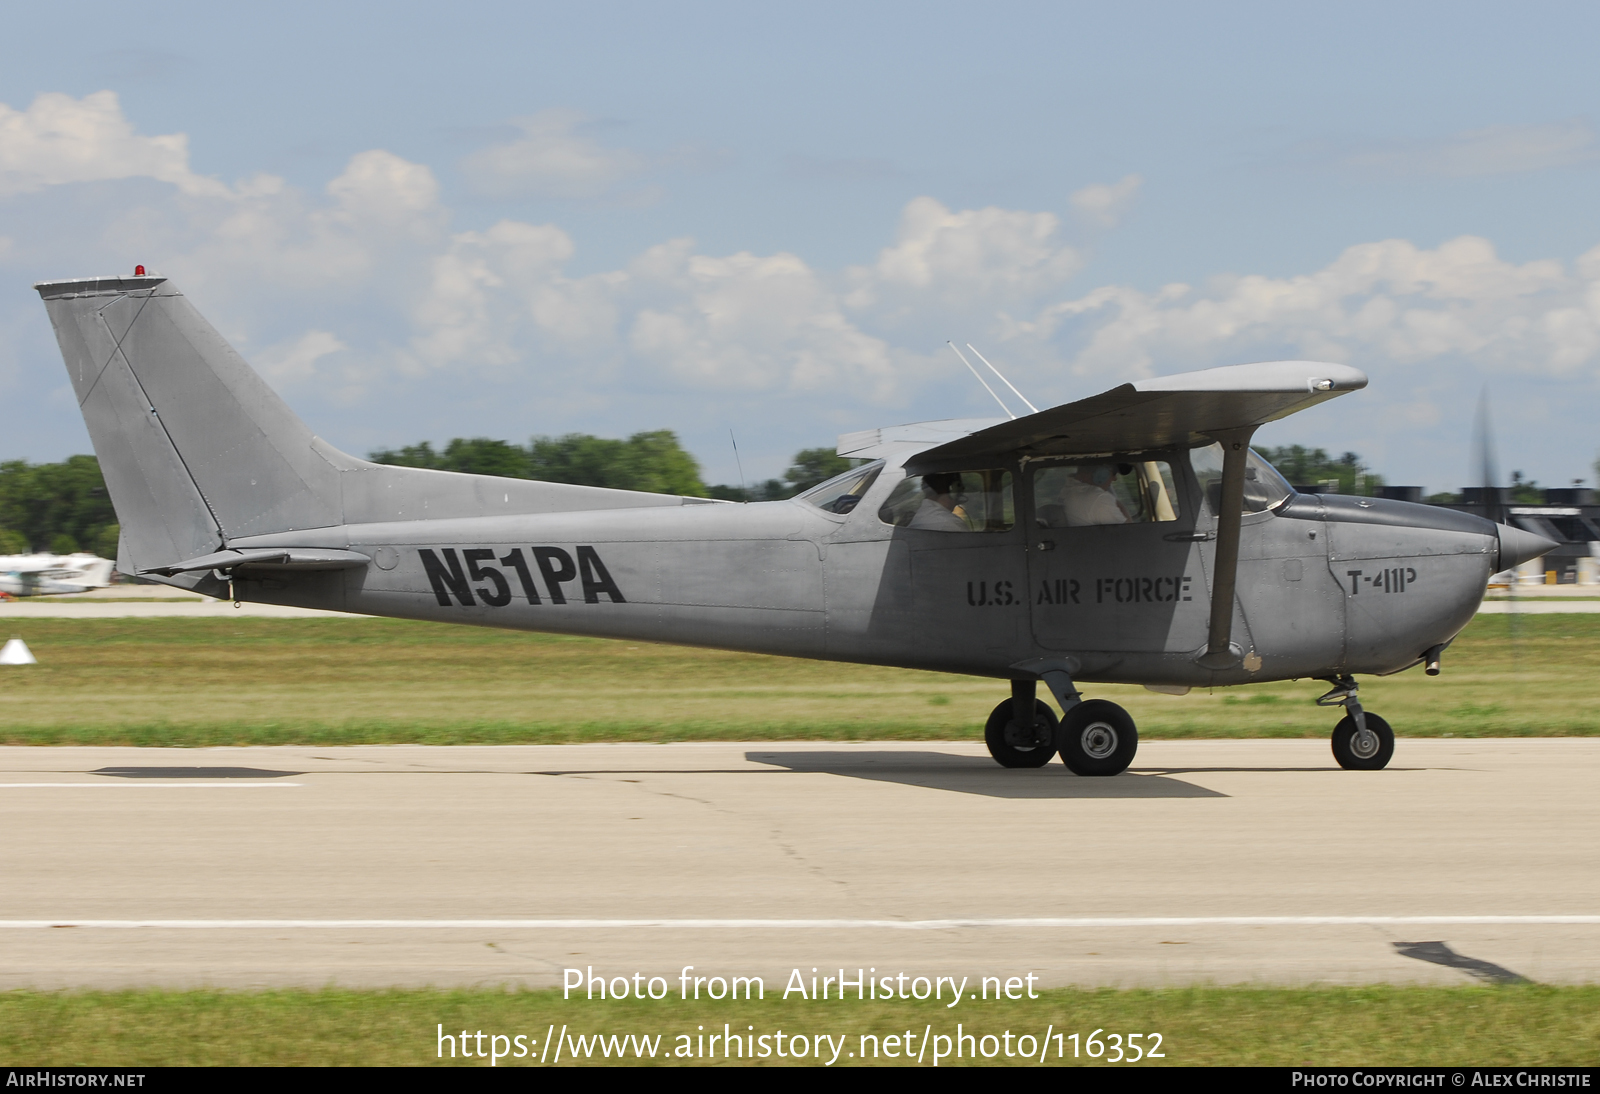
[
  {"x1": 35, "y1": 276, "x2": 342, "y2": 578},
  {"x1": 36, "y1": 275, "x2": 697, "y2": 582},
  {"x1": 74, "y1": 555, "x2": 116, "y2": 587}
]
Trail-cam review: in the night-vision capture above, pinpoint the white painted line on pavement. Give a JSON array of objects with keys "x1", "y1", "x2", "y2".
[
  {"x1": 0, "y1": 916, "x2": 1593, "y2": 930},
  {"x1": 0, "y1": 782, "x2": 303, "y2": 789}
]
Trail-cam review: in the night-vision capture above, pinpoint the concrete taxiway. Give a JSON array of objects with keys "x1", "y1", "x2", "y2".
[{"x1": 1, "y1": 739, "x2": 1596, "y2": 991}]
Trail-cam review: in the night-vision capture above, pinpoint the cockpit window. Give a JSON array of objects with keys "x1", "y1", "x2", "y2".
[
  {"x1": 1032, "y1": 460, "x2": 1179, "y2": 527},
  {"x1": 796, "y1": 461, "x2": 883, "y2": 515},
  {"x1": 1190, "y1": 443, "x2": 1295, "y2": 514},
  {"x1": 878, "y1": 470, "x2": 1014, "y2": 532}
]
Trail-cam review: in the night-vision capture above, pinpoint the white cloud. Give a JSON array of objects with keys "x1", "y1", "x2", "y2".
[
  {"x1": 409, "y1": 219, "x2": 579, "y2": 371},
  {"x1": 328, "y1": 150, "x2": 442, "y2": 229},
  {"x1": 460, "y1": 109, "x2": 647, "y2": 199},
  {"x1": 406, "y1": 227, "x2": 897, "y2": 398},
  {"x1": 625, "y1": 244, "x2": 896, "y2": 396},
  {"x1": 0, "y1": 90, "x2": 229, "y2": 198},
  {"x1": 1338, "y1": 120, "x2": 1600, "y2": 178},
  {"x1": 12, "y1": 86, "x2": 1600, "y2": 465},
  {"x1": 1070, "y1": 174, "x2": 1142, "y2": 228},
  {"x1": 845, "y1": 196, "x2": 1083, "y2": 319},
  {"x1": 257, "y1": 330, "x2": 349, "y2": 384},
  {"x1": 1017, "y1": 235, "x2": 1600, "y2": 381},
  {"x1": 156, "y1": 149, "x2": 447, "y2": 307}
]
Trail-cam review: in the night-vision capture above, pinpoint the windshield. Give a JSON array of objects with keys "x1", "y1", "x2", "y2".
[
  {"x1": 795, "y1": 461, "x2": 883, "y2": 515},
  {"x1": 1189, "y1": 444, "x2": 1295, "y2": 514}
]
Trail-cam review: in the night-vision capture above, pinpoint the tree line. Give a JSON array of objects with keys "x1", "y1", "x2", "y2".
[
  {"x1": 366, "y1": 432, "x2": 860, "y2": 501},
  {"x1": 0, "y1": 435, "x2": 861, "y2": 556},
  {"x1": 1255, "y1": 445, "x2": 1386, "y2": 497},
  {"x1": 0, "y1": 456, "x2": 119, "y2": 556}
]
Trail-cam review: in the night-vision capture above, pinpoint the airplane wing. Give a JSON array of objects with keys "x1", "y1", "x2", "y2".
[
  {"x1": 904, "y1": 360, "x2": 1366, "y2": 472},
  {"x1": 1, "y1": 559, "x2": 69, "y2": 575}
]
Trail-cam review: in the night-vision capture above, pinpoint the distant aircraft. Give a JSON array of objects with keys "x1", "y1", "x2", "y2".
[
  {"x1": 0, "y1": 553, "x2": 115, "y2": 597},
  {"x1": 34, "y1": 273, "x2": 1555, "y2": 774}
]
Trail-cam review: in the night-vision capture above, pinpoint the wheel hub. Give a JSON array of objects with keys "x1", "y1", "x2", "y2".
[
  {"x1": 1081, "y1": 722, "x2": 1118, "y2": 759},
  {"x1": 1006, "y1": 718, "x2": 1051, "y2": 748},
  {"x1": 1351, "y1": 729, "x2": 1380, "y2": 759}
]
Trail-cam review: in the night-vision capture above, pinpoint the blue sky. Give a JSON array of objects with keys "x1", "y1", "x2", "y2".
[{"x1": 3, "y1": 1, "x2": 1599, "y2": 492}]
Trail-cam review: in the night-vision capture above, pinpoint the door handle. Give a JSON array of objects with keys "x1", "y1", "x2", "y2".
[{"x1": 1163, "y1": 531, "x2": 1214, "y2": 542}]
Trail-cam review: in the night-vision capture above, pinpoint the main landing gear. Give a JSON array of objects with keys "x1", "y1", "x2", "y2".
[
  {"x1": 984, "y1": 680, "x2": 1059, "y2": 768},
  {"x1": 1318, "y1": 676, "x2": 1394, "y2": 771},
  {"x1": 984, "y1": 679, "x2": 1139, "y2": 776}
]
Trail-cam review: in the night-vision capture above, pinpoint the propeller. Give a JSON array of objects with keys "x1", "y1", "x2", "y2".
[
  {"x1": 1474, "y1": 388, "x2": 1505, "y2": 529},
  {"x1": 1475, "y1": 387, "x2": 1555, "y2": 580}
]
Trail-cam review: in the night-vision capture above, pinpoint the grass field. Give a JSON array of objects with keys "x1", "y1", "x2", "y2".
[
  {"x1": 0, "y1": 613, "x2": 1594, "y2": 746},
  {"x1": 3, "y1": 985, "x2": 1597, "y2": 1066}
]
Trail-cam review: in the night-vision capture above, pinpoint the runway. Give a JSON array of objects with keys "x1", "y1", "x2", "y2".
[{"x1": 2, "y1": 739, "x2": 1596, "y2": 991}]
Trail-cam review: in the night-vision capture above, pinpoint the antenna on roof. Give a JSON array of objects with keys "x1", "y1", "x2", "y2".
[
  {"x1": 730, "y1": 429, "x2": 749, "y2": 503},
  {"x1": 966, "y1": 344, "x2": 1038, "y2": 414},
  {"x1": 947, "y1": 342, "x2": 1015, "y2": 419}
]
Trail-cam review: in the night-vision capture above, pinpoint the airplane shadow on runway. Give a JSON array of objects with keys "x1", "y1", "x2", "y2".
[
  {"x1": 1392, "y1": 941, "x2": 1528, "y2": 984},
  {"x1": 744, "y1": 751, "x2": 1226, "y2": 799}
]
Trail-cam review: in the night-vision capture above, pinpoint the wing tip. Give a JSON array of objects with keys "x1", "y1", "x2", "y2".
[
  {"x1": 34, "y1": 275, "x2": 170, "y2": 299},
  {"x1": 1133, "y1": 360, "x2": 1367, "y2": 395}
]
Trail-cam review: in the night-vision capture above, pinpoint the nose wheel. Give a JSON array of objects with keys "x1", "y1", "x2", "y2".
[
  {"x1": 1319, "y1": 676, "x2": 1395, "y2": 770},
  {"x1": 1332, "y1": 712, "x2": 1394, "y2": 770}
]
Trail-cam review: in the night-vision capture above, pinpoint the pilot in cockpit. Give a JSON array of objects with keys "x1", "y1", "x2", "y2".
[{"x1": 908, "y1": 473, "x2": 972, "y2": 531}]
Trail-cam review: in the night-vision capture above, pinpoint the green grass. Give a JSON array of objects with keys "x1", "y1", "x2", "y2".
[
  {"x1": 0, "y1": 615, "x2": 1595, "y2": 746},
  {"x1": 1, "y1": 985, "x2": 1594, "y2": 1066}
]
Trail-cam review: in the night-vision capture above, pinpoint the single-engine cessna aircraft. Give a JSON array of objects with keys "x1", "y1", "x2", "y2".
[
  {"x1": 34, "y1": 274, "x2": 1555, "y2": 774},
  {"x1": 0, "y1": 552, "x2": 115, "y2": 597}
]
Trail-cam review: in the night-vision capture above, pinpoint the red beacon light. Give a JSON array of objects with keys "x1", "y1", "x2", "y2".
[{"x1": 134, "y1": 264, "x2": 146, "y2": 276}]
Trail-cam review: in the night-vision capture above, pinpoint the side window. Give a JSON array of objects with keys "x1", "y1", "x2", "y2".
[
  {"x1": 878, "y1": 470, "x2": 1015, "y2": 532},
  {"x1": 796, "y1": 461, "x2": 883, "y2": 515},
  {"x1": 1032, "y1": 460, "x2": 1179, "y2": 528},
  {"x1": 1189, "y1": 444, "x2": 1294, "y2": 515}
]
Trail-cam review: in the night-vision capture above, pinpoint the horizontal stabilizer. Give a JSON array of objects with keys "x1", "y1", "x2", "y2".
[
  {"x1": 144, "y1": 548, "x2": 371, "y2": 576},
  {"x1": 905, "y1": 360, "x2": 1366, "y2": 472}
]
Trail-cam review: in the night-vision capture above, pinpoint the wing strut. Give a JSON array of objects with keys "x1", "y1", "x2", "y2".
[{"x1": 1196, "y1": 426, "x2": 1257, "y2": 671}]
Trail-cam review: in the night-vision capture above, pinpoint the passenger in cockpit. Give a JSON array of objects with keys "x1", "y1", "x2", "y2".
[{"x1": 1058, "y1": 466, "x2": 1130, "y2": 526}]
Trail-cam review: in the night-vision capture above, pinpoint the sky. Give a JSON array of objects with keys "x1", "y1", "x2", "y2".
[{"x1": 3, "y1": 1, "x2": 1599, "y2": 493}]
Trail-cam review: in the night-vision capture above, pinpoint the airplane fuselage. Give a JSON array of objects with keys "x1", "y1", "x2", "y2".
[{"x1": 222, "y1": 451, "x2": 1499, "y2": 687}]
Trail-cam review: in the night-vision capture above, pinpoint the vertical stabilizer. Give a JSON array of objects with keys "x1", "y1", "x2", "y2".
[{"x1": 35, "y1": 276, "x2": 341, "y2": 575}]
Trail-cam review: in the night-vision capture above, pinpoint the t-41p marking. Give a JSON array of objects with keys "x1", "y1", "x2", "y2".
[{"x1": 34, "y1": 272, "x2": 1557, "y2": 776}]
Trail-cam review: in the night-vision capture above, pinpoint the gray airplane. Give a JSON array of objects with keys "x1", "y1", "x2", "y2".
[{"x1": 34, "y1": 274, "x2": 1555, "y2": 775}]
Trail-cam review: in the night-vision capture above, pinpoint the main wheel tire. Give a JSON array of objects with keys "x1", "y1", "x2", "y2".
[
  {"x1": 984, "y1": 698, "x2": 1060, "y2": 768},
  {"x1": 1058, "y1": 699, "x2": 1138, "y2": 776},
  {"x1": 1331, "y1": 712, "x2": 1394, "y2": 770}
]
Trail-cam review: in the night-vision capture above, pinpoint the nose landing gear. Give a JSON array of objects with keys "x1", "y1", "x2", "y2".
[{"x1": 1318, "y1": 676, "x2": 1394, "y2": 770}]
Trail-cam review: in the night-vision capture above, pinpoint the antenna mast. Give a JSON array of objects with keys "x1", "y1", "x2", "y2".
[
  {"x1": 967, "y1": 344, "x2": 1038, "y2": 413},
  {"x1": 947, "y1": 342, "x2": 1015, "y2": 419},
  {"x1": 730, "y1": 429, "x2": 748, "y2": 502}
]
